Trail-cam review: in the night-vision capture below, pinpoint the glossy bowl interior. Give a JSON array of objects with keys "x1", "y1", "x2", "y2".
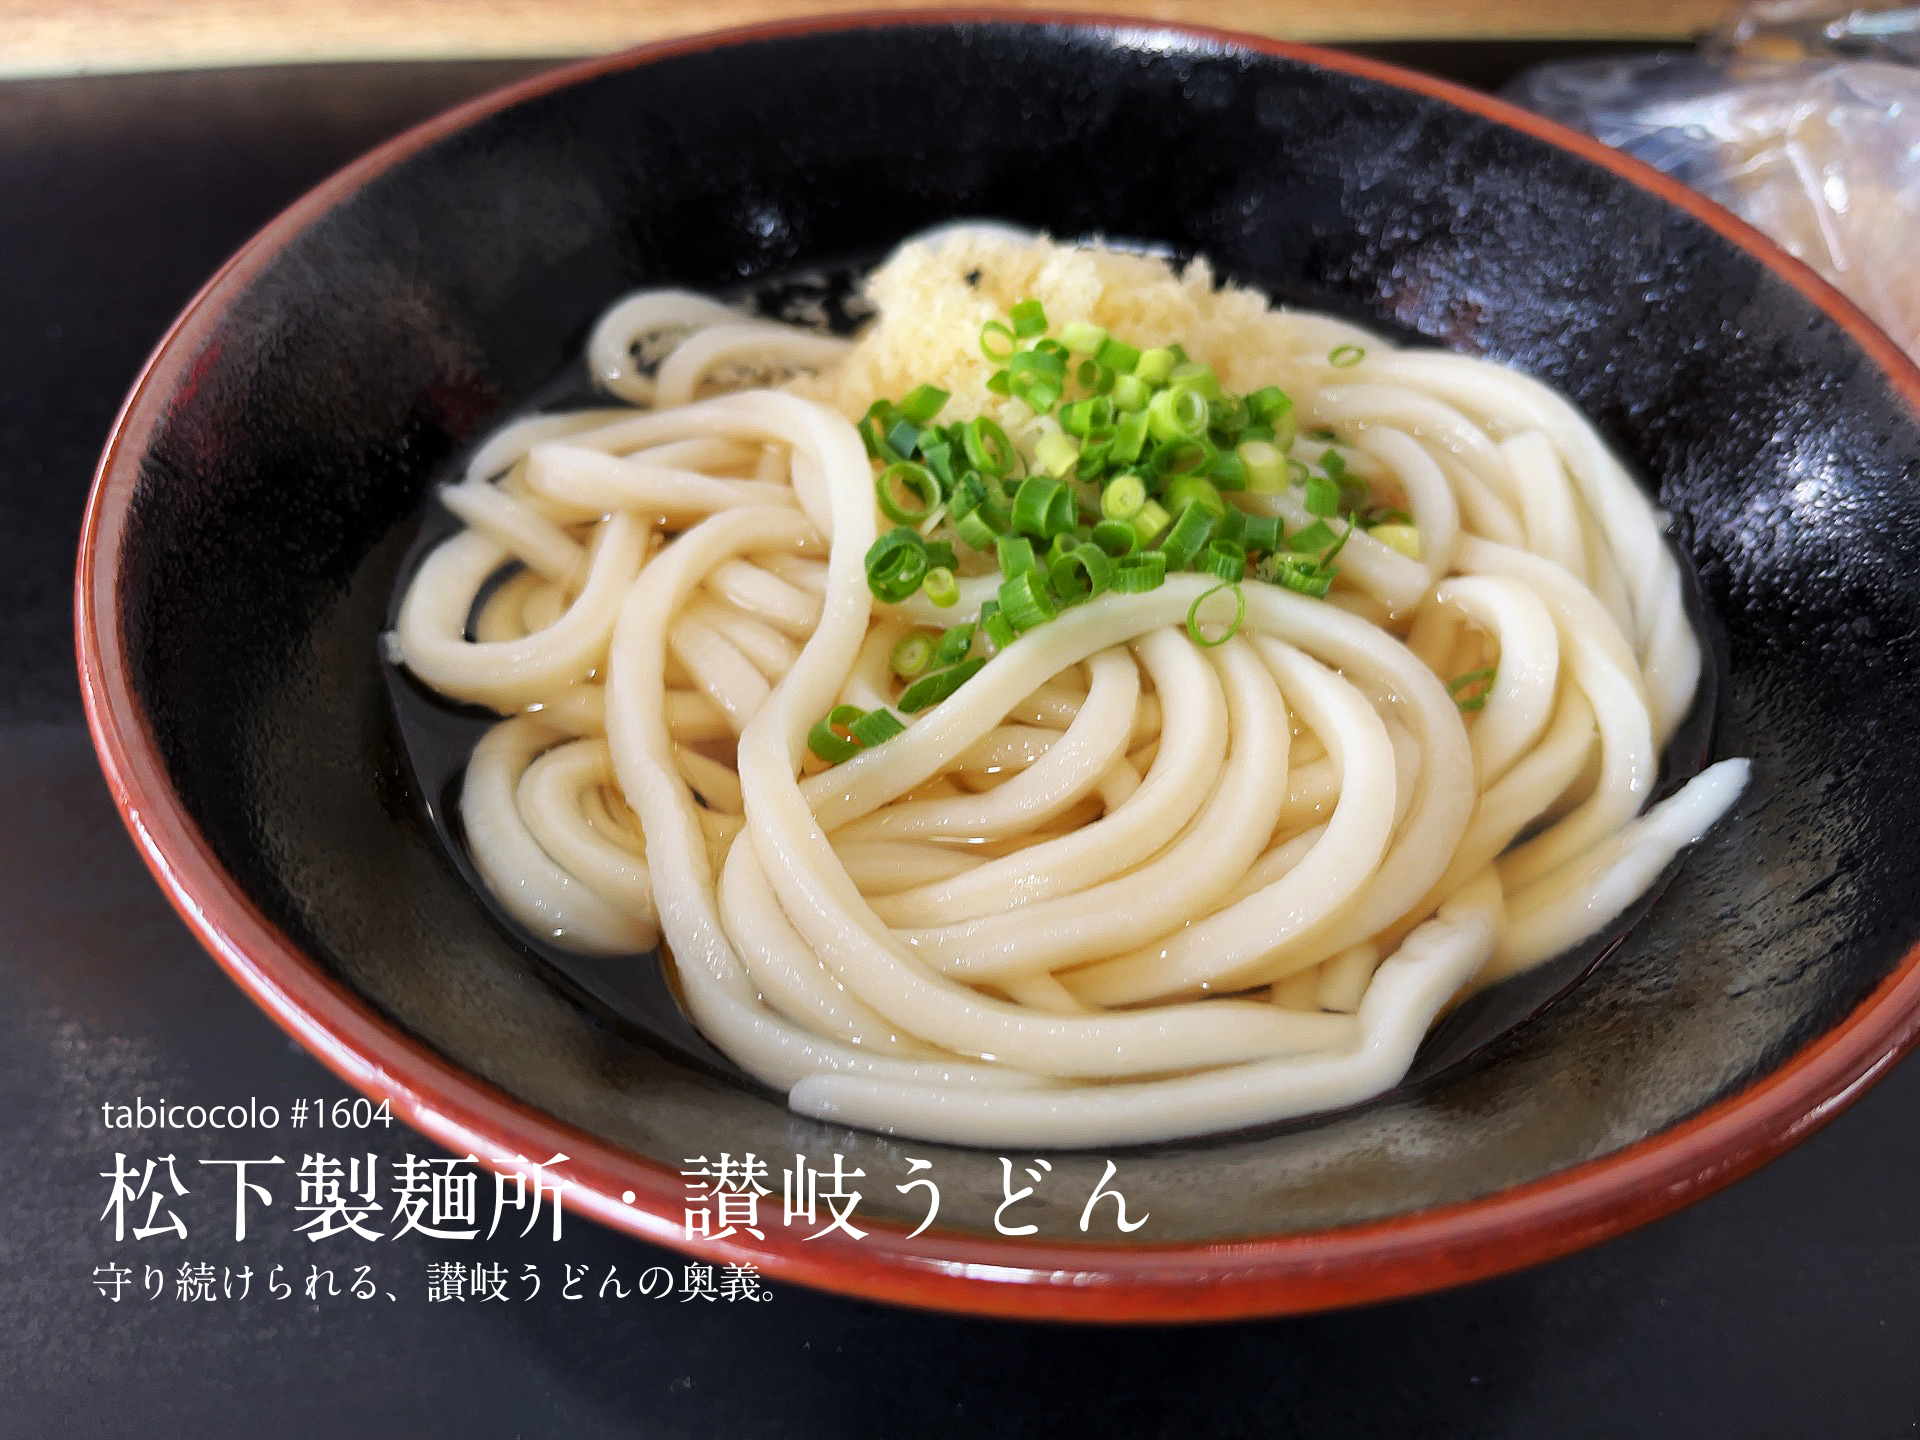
[{"x1": 78, "y1": 16, "x2": 1920, "y2": 1320}]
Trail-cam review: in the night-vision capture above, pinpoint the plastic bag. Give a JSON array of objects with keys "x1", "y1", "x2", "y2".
[{"x1": 1507, "y1": 3, "x2": 1920, "y2": 362}]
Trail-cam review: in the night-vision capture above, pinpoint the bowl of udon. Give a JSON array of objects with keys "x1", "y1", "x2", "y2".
[{"x1": 77, "y1": 14, "x2": 1920, "y2": 1320}]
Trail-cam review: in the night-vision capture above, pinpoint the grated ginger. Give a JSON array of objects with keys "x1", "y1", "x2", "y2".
[{"x1": 789, "y1": 231, "x2": 1354, "y2": 441}]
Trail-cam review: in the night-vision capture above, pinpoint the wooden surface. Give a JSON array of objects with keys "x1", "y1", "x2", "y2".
[{"x1": 1, "y1": 0, "x2": 1733, "y2": 79}]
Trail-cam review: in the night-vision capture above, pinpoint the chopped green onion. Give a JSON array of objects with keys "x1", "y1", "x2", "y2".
[
  {"x1": 1208, "y1": 450, "x2": 1248, "y2": 492},
  {"x1": 1449, "y1": 666, "x2": 1497, "y2": 713},
  {"x1": 1090, "y1": 520, "x2": 1138, "y2": 557},
  {"x1": 1167, "y1": 361, "x2": 1222, "y2": 400},
  {"x1": 890, "y1": 633, "x2": 935, "y2": 677},
  {"x1": 1289, "y1": 519, "x2": 1338, "y2": 556},
  {"x1": 960, "y1": 417, "x2": 1018, "y2": 477},
  {"x1": 1241, "y1": 513, "x2": 1282, "y2": 552},
  {"x1": 851, "y1": 707, "x2": 906, "y2": 747},
  {"x1": 1096, "y1": 336, "x2": 1141, "y2": 373},
  {"x1": 1130, "y1": 498, "x2": 1172, "y2": 548},
  {"x1": 997, "y1": 534, "x2": 1037, "y2": 579},
  {"x1": 1268, "y1": 559, "x2": 1333, "y2": 598},
  {"x1": 1318, "y1": 518, "x2": 1355, "y2": 568},
  {"x1": 979, "y1": 600, "x2": 1016, "y2": 651},
  {"x1": 1075, "y1": 440, "x2": 1113, "y2": 479},
  {"x1": 936, "y1": 624, "x2": 976, "y2": 665},
  {"x1": 1102, "y1": 473, "x2": 1148, "y2": 521},
  {"x1": 922, "y1": 565, "x2": 959, "y2": 608},
  {"x1": 899, "y1": 658, "x2": 987, "y2": 714},
  {"x1": 1161, "y1": 503, "x2": 1217, "y2": 571},
  {"x1": 884, "y1": 417, "x2": 922, "y2": 460},
  {"x1": 1329, "y1": 344, "x2": 1365, "y2": 368},
  {"x1": 998, "y1": 570, "x2": 1056, "y2": 631},
  {"x1": 924, "y1": 539, "x2": 957, "y2": 572},
  {"x1": 954, "y1": 508, "x2": 1000, "y2": 550},
  {"x1": 1186, "y1": 582, "x2": 1246, "y2": 647},
  {"x1": 1163, "y1": 474, "x2": 1225, "y2": 519},
  {"x1": 1304, "y1": 473, "x2": 1339, "y2": 518},
  {"x1": 1112, "y1": 551, "x2": 1168, "y2": 593},
  {"x1": 1010, "y1": 298, "x2": 1048, "y2": 338},
  {"x1": 1212, "y1": 504, "x2": 1245, "y2": 544},
  {"x1": 1370, "y1": 523, "x2": 1422, "y2": 559},
  {"x1": 1033, "y1": 431, "x2": 1079, "y2": 479},
  {"x1": 807, "y1": 704, "x2": 867, "y2": 763},
  {"x1": 1147, "y1": 384, "x2": 1209, "y2": 443},
  {"x1": 1199, "y1": 539, "x2": 1246, "y2": 582},
  {"x1": 898, "y1": 384, "x2": 950, "y2": 425},
  {"x1": 1078, "y1": 360, "x2": 1115, "y2": 394},
  {"x1": 1060, "y1": 396, "x2": 1113, "y2": 438},
  {"x1": 1239, "y1": 440, "x2": 1286, "y2": 494},
  {"x1": 1060, "y1": 320, "x2": 1107, "y2": 354},
  {"x1": 1208, "y1": 393, "x2": 1249, "y2": 433},
  {"x1": 1111, "y1": 410, "x2": 1150, "y2": 463},
  {"x1": 876, "y1": 461, "x2": 940, "y2": 524},
  {"x1": 980, "y1": 321, "x2": 1016, "y2": 360},
  {"x1": 865, "y1": 527, "x2": 929, "y2": 602},
  {"x1": 1111, "y1": 372, "x2": 1150, "y2": 413},
  {"x1": 1134, "y1": 347, "x2": 1175, "y2": 385},
  {"x1": 1048, "y1": 542, "x2": 1113, "y2": 605},
  {"x1": 1013, "y1": 476, "x2": 1060, "y2": 537},
  {"x1": 1247, "y1": 386, "x2": 1290, "y2": 424}
]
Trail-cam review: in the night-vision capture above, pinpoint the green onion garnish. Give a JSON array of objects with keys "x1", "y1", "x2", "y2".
[
  {"x1": 1163, "y1": 474, "x2": 1225, "y2": 520},
  {"x1": 960, "y1": 417, "x2": 1017, "y2": 477},
  {"x1": 935, "y1": 624, "x2": 976, "y2": 665},
  {"x1": 876, "y1": 461, "x2": 940, "y2": 524},
  {"x1": 850, "y1": 708, "x2": 906, "y2": 747},
  {"x1": 1010, "y1": 298, "x2": 1048, "y2": 338},
  {"x1": 1199, "y1": 539, "x2": 1247, "y2": 583},
  {"x1": 1033, "y1": 431, "x2": 1079, "y2": 479},
  {"x1": 1090, "y1": 520, "x2": 1137, "y2": 557},
  {"x1": 1147, "y1": 384, "x2": 1209, "y2": 443},
  {"x1": 1048, "y1": 542, "x2": 1113, "y2": 605},
  {"x1": 865, "y1": 527, "x2": 930, "y2": 603},
  {"x1": 1096, "y1": 336, "x2": 1141, "y2": 373},
  {"x1": 1304, "y1": 473, "x2": 1339, "y2": 518},
  {"x1": 1160, "y1": 502, "x2": 1216, "y2": 571},
  {"x1": 1450, "y1": 666, "x2": 1497, "y2": 713},
  {"x1": 807, "y1": 704, "x2": 867, "y2": 763},
  {"x1": 1241, "y1": 513, "x2": 1282, "y2": 552},
  {"x1": 980, "y1": 321, "x2": 1016, "y2": 361},
  {"x1": 998, "y1": 570, "x2": 1056, "y2": 632},
  {"x1": 979, "y1": 600, "x2": 1016, "y2": 651},
  {"x1": 1130, "y1": 499, "x2": 1172, "y2": 548},
  {"x1": 1134, "y1": 347, "x2": 1175, "y2": 385},
  {"x1": 922, "y1": 565, "x2": 959, "y2": 608},
  {"x1": 1112, "y1": 551, "x2": 1168, "y2": 593},
  {"x1": 899, "y1": 657, "x2": 987, "y2": 713},
  {"x1": 1239, "y1": 440, "x2": 1285, "y2": 494},
  {"x1": 1289, "y1": 519, "x2": 1338, "y2": 556},
  {"x1": 1111, "y1": 372, "x2": 1150, "y2": 413},
  {"x1": 890, "y1": 633, "x2": 935, "y2": 678},
  {"x1": 1101, "y1": 472, "x2": 1147, "y2": 522},
  {"x1": 1060, "y1": 320, "x2": 1107, "y2": 354},
  {"x1": 898, "y1": 384, "x2": 950, "y2": 425},
  {"x1": 1186, "y1": 582, "x2": 1246, "y2": 647},
  {"x1": 1329, "y1": 345, "x2": 1365, "y2": 368}
]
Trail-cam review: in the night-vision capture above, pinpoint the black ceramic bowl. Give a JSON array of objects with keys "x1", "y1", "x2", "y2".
[{"x1": 78, "y1": 15, "x2": 1920, "y2": 1320}]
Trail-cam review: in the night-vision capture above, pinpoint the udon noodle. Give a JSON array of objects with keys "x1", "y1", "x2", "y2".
[{"x1": 388, "y1": 232, "x2": 1747, "y2": 1147}]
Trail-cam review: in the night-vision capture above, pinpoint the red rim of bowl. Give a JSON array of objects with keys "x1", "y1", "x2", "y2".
[{"x1": 75, "y1": 10, "x2": 1920, "y2": 1323}]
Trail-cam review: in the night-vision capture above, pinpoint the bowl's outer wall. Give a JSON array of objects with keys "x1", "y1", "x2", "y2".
[{"x1": 116, "y1": 23, "x2": 1920, "y2": 1243}]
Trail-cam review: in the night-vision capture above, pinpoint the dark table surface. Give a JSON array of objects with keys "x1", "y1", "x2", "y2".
[{"x1": 5, "y1": 46, "x2": 1918, "y2": 1440}]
